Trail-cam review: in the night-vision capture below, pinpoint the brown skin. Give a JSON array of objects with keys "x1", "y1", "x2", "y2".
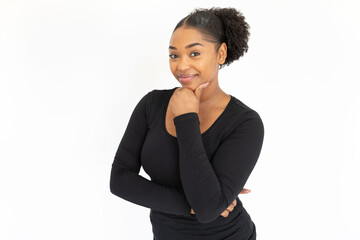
[
  {"x1": 167, "y1": 26, "x2": 252, "y2": 217},
  {"x1": 168, "y1": 26, "x2": 230, "y2": 118}
]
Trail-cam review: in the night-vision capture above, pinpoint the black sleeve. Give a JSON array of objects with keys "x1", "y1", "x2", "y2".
[
  {"x1": 173, "y1": 111, "x2": 264, "y2": 223},
  {"x1": 109, "y1": 91, "x2": 192, "y2": 217}
]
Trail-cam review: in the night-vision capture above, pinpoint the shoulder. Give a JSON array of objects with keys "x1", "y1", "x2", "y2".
[
  {"x1": 146, "y1": 87, "x2": 176, "y2": 98},
  {"x1": 228, "y1": 95, "x2": 261, "y2": 118},
  {"x1": 227, "y1": 95, "x2": 264, "y2": 132},
  {"x1": 136, "y1": 87, "x2": 175, "y2": 104},
  {"x1": 145, "y1": 87, "x2": 176, "y2": 106},
  {"x1": 139, "y1": 87, "x2": 177, "y2": 121}
]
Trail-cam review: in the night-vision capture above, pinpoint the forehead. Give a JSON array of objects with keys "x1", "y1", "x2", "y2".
[{"x1": 169, "y1": 26, "x2": 209, "y2": 48}]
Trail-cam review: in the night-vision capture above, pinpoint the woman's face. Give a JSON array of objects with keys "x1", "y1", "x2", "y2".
[{"x1": 168, "y1": 26, "x2": 226, "y2": 91}]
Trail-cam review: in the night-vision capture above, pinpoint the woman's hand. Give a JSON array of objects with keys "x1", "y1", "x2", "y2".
[
  {"x1": 220, "y1": 199, "x2": 237, "y2": 217},
  {"x1": 169, "y1": 82, "x2": 209, "y2": 117},
  {"x1": 240, "y1": 188, "x2": 251, "y2": 194},
  {"x1": 190, "y1": 188, "x2": 251, "y2": 216}
]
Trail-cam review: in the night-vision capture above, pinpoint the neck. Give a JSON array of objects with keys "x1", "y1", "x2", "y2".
[{"x1": 198, "y1": 79, "x2": 228, "y2": 109}]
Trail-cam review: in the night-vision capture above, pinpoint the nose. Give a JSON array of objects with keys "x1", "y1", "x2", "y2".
[{"x1": 177, "y1": 56, "x2": 190, "y2": 71}]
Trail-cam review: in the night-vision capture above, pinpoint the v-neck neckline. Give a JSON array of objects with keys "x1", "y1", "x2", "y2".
[{"x1": 162, "y1": 87, "x2": 234, "y2": 140}]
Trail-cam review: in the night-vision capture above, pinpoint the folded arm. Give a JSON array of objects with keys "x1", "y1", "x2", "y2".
[
  {"x1": 173, "y1": 111, "x2": 264, "y2": 223},
  {"x1": 110, "y1": 91, "x2": 192, "y2": 217}
]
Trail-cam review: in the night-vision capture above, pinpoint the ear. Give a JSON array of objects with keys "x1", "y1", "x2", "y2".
[{"x1": 217, "y1": 42, "x2": 227, "y2": 65}]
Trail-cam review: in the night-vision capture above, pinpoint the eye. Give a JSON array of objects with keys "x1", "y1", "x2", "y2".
[
  {"x1": 190, "y1": 52, "x2": 200, "y2": 57},
  {"x1": 169, "y1": 54, "x2": 178, "y2": 59}
]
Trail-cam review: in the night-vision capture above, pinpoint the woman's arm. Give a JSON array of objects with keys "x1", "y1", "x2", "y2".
[
  {"x1": 109, "y1": 91, "x2": 192, "y2": 217},
  {"x1": 173, "y1": 111, "x2": 264, "y2": 223},
  {"x1": 191, "y1": 188, "x2": 252, "y2": 217}
]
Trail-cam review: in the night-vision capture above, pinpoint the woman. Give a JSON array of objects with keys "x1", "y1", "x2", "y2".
[{"x1": 110, "y1": 7, "x2": 264, "y2": 240}]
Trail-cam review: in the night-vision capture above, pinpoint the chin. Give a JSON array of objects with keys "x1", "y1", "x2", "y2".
[{"x1": 180, "y1": 83, "x2": 196, "y2": 91}]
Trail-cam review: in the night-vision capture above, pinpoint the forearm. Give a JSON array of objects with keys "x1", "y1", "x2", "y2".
[
  {"x1": 173, "y1": 112, "x2": 263, "y2": 223},
  {"x1": 110, "y1": 163, "x2": 192, "y2": 217},
  {"x1": 173, "y1": 113, "x2": 226, "y2": 223}
]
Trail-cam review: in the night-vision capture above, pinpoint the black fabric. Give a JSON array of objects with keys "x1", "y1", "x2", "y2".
[{"x1": 110, "y1": 87, "x2": 264, "y2": 239}]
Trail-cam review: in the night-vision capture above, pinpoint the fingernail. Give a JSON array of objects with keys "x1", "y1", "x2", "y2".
[{"x1": 202, "y1": 82, "x2": 209, "y2": 88}]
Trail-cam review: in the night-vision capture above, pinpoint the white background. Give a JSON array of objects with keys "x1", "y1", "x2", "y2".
[{"x1": 1, "y1": 0, "x2": 359, "y2": 239}]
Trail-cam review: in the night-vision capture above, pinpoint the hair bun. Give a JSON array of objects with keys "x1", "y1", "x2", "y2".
[{"x1": 210, "y1": 7, "x2": 250, "y2": 67}]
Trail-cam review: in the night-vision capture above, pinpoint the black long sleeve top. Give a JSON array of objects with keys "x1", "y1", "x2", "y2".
[{"x1": 110, "y1": 87, "x2": 264, "y2": 240}]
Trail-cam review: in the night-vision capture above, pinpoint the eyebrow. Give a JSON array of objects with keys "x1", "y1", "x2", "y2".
[{"x1": 169, "y1": 42, "x2": 204, "y2": 50}]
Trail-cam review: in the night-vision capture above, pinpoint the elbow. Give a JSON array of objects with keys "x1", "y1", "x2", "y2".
[
  {"x1": 195, "y1": 210, "x2": 221, "y2": 224},
  {"x1": 109, "y1": 174, "x2": 119, "y2": 196},
  {"x1": 193, "y1": 205, "x2": 225, "y2": 223},
  {"x1": 109, "y1": 176, "x2": 118, "y2": 195},
  {"x1": 109, "y1": 165, "x2": 126, "y2": 197},
  {"x1": 192, "y1": 195, "x2": 230, "y2": 223}
]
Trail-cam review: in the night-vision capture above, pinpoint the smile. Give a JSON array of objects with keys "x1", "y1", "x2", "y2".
[{"x1": 179, "y1": 74, "x2": 198, "y2": 83}]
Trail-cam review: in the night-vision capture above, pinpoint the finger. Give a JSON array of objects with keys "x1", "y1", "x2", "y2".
[
  {"x1": 232, "y1": 199, "x2": 237, "y2": 207},
  {"x1": 194, "y1": 82, "x2": 209, "y2": 100},
  {"x1": 226, "y1": 204, "x2": 235, "y2": 212},
  {"x1": 240, "y1": 188, "x2": 251, "y2": 194},
  {"x1": 221, "y1": 210, "x2": 229, "y2": 218}
]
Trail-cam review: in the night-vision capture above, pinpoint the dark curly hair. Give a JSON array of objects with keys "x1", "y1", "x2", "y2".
[{"x1": 173, "y1": 7, "x2": 250, "y2": 69}]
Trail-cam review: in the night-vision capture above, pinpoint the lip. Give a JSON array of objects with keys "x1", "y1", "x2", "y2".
[{"x1": 178, "y1": 74, "x2": 198, "y2": 83}]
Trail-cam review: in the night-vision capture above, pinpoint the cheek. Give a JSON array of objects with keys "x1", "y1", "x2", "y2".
[
  {"x1": 169, "y1": 62, "x2": 176, "y2": 73},
  {"x1": 197, "y1": 58, "x2": 215, "y2": 75},
  {"x1": 197, "y1": 62, "x2": 218, "y2": 82}
]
